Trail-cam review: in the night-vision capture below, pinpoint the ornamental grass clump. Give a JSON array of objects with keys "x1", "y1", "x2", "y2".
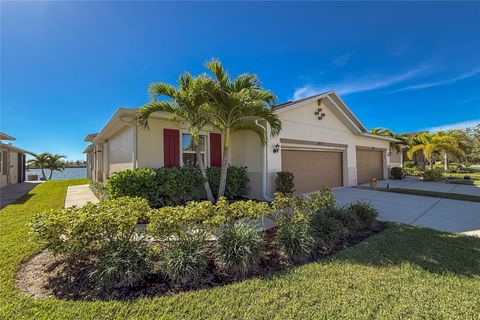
[
  {"x1": 89, "y1": 239, "x2": 150, "y2": 289},
  {"x1": 160, "y1": 235, "x2": 210, "y2": 286},
  {"x1": 309, "y1": 213, "x2": 343, "y2": 249},
  {"x1": 276, "y1": 220, "x2": 314, "y2": 263},
  {"x1": 217, "y1": 221, "x2": 264, "y2": 277},
  {"x1": 346, "y1": 201, "x2": 378, "y2": 230},
  {"x1": 325, "y1": 208, "x2": 362, "y2": 233}
]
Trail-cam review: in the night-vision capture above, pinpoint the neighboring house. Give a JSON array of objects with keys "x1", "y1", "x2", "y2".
[
  {"x1": 0, "y1": 132, "x2": 32, "y2": 188},
  {"x1": 84, "y1": 91, "x2": 399, "y2": 199}
]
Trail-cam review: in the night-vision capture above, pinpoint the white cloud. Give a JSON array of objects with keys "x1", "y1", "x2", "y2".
[
  {"x1": 332, "y1": 54, "x2": 351, "y2": 67},
  {"x1": 392, "y1": 68, "x2": 480, "y2": 93},
  {"x1": 423, "y1": 119, "x2": 480, "y2": 132},
  {"x1": 292, "y1": 65, "x2": 429, "y2": 100}
]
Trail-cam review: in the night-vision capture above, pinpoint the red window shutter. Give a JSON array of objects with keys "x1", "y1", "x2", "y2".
[
  {"x1": 210, "y1": 133, "x2": 222, "y2": 167},
  {"x1": 164, "y1": 129, "x2": 180, "y2": 167}
]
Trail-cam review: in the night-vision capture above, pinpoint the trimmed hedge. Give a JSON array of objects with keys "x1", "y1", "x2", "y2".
[
  {"x1": 206, "y1": 166, "x2": 249, "y2": 199},
  {"x1": 107, "y1": 166, "x2": 249, "y2": 207},
  {"x1": 275, "y1": 171, "x2": 295, "y2": 194}
]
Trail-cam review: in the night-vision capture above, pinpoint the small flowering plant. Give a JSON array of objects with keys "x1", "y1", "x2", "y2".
[{"x1": 369, "y1": 177, "x2": 378, "y2": 189}]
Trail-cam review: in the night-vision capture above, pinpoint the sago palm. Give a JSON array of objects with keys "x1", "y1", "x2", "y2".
[
  {"x1": 136, "y1": 73, "x2": 215, "y2": 202},
  {"x1": 204, "y1": 59, "x2": 282, "y2": 199}
]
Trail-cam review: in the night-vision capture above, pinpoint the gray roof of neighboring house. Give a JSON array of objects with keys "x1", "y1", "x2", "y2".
[{"x1": 0, "y1": 142, "x2": 33, "y2": 155}]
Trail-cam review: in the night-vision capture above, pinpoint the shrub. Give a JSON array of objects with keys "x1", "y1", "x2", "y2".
[
  {"x1": 270, "y1": 192, "x2": 306, "y2": 224},
  {"x1": 89, "y1": 240, "x2": 150, "y2": 288},
  {"x1": 276, "y1": 220, "x2": 314, "y2": 263},
  {"x1": 275, "y1": 171, "x2": 295, "y2": 194},
  {"x1": 309, "y1": 213, "x2": 343, "y2": 248},
  {"x1": 346, "y1": 201, "x2": 378, "y2": 229},
  {"x1": 390, "y1": 167, "x2": 403, "y2": 180},
  {"x1": 433, "y1": 164, "x2": 446, "y2": 172},
  {"x1": 403, "y1": 161, "x2": 415, "y2": 168},
  {"x1": 304, "y1": 188, "x2": 336, "y2": 214},
  {"x1": 217, "y1": 221, "x2": 264, "y2": 277},
  {"x1": 107, "y1": 167, "x2": 202, "y2": 208},
  {"x1": 89, "y1": 181, "x2": 109, "y2": 200},
  {"x1": 31, "y1": 197, "x2": 150, "y2": 260},
  {"x1": 148, "y1": 198, "x2": 272, "y2": 240},
  {"x1": 207, "y1": 166, "x2": 249, "y2": 199},
  {"x1": 160, "y1": 236, "x2": 210, "y2": 286},
  {"x1": 325, "y1": 208, "x2": 361, "y2": 233},
  {"x1": 422, "y1": 169, "x2": 443, "y2": 181}
]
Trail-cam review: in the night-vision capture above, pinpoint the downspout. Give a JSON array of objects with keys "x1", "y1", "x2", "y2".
[
  {"x1": 120, "y1": 115, "x2": 138, "y2": 169},
  {"x1": 255, "y1": 120, "x2": 274, "y2": 202}
]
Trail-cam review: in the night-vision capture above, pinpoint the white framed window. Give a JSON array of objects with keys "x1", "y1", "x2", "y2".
[{"x1": 181, "y1": 133, "x2": 209, "y2": 167}]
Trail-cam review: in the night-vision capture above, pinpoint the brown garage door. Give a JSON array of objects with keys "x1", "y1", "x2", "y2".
[
  {"x1": 281, "y1": 149, "x2": 343, "y2": 194},
  {"x1": 356, "y1": 149, "x2": 384, "y2": 184}
]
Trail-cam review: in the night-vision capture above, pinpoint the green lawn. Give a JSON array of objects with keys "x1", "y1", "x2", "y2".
[
  {"x1": 444, "y1": 172, "x2": 480, "y2": 180},
  {"x1": 1, "y1": 180, "x2": 480, "y2": 319},
  {"x1": 385, "y1": 188, "x2": 480, "y2": 202}
]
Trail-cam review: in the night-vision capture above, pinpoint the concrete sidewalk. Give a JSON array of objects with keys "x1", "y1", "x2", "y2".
[
  {"x1": 65, "y1": 184, "x2": 99, "y2": 208},
  {"x1": 334, "y1": 187, "x2": 480, "y2": 236},
  {"x1": 0, "y1": 182, "x2": 43, "y2": 209},
  {"x1": 360, "y1": 176, "x2": 480, "y2": 196}
]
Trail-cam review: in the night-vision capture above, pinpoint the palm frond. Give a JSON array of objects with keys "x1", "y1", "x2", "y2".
[
  {"x1": 148, "y1": 82, "x2": 177, "y2": 101},
  {"x1": 136, "y1": 101, "x2": 177, "y2": 129}
]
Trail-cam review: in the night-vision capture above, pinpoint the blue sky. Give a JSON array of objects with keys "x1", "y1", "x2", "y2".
[{"x1": 2, "y1": 1, "x2": 479, "y2": 160}]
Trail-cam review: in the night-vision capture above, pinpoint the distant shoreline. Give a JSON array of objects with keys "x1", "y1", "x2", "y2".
[{"x1": 28, "y1": 166, "x2": 87, "y2": 169}]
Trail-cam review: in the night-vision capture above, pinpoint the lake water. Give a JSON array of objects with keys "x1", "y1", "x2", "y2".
[{"x1": 27, "y1": 167, "x2": 87, "y2": 180}]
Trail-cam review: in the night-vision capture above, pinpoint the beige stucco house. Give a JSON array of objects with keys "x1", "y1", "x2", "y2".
[
  {"x1": 84, "y1": 91, "x2": 399, "y2": 199},
  {"x1": 0, "y1": 132, "x2": 31, "y2": 189}
]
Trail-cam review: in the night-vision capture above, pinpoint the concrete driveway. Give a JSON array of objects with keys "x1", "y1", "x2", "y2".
[
  {"x1": 334, "y1": 187, "x2": 480, "y2": 237},
  {"x1": 360, "y1": 176, "x2": 480, "y2": 196}
]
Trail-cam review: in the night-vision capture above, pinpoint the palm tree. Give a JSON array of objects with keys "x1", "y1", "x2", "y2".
[
  {"x1": 204, "y1": 59, "x2": 282, "y2": 199},
  {"x1": 407, "y1": 132, "x2": 463, "y2": 170},
  {"x1": 434, "y1": 131, "x2": 466, "y2": 171},
  {"x1": 46, "y1": 154, "x2": 66, "y2": 180},
  {"x1": 27, "y1": 153, "x2": 50, "y2": 180},
  {"x1": 136, "y1": 73, "x2": 215, "y2": 202},
  {"x1": 369, "y1": 128, "x2": 405, "y2": 152}
]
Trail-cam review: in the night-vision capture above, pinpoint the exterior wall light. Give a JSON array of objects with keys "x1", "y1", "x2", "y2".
[{"x1": 273, "y1": 143, "x2": 280, "y2": 153}]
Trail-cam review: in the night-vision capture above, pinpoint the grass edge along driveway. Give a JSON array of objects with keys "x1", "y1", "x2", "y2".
[{"x1": 1, "y1": 179, "x2": 480, "y2": 320}]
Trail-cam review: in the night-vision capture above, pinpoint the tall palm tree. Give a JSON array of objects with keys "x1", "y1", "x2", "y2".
[
  {"x1": 136, "y1": 73, "x2": 215, "y2": 202},
  {"x1": 407, "y1": 133, "x2": 437, "y2": 169},
  {"x1": 369, "y1": 127, "x2": 405, "y2": 152},
  {"x1": 46, "y1": 154, "x2": 66, "y2": 180},
  {"x1": 204, "y1": 59, "x2": 282, "y2": 199},
  {"x1": 27, "y1": 153, "x2": 50, "y2": 180}
]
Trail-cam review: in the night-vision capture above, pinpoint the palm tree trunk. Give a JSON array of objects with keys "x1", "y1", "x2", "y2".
[
  {"x1": 41, "y1": 168, "x2": 47, "y2": 180},
  {"x1": 195, "y1": 144, "x2": 215, "y2": 203},
  {"x1": 48, "y1": 169, "x2": 54, "y2": 180},
  {"x1": 444, "y1": 152, "x2": 448, "y2": 171},
  {"x1": 217, "y1": 129, "x2": 230, "y2": 199}
]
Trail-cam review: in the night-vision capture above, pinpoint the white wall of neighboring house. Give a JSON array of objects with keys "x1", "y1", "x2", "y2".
[{"x1": 9, "y1": 151, "x2": 19, "y2": 184}]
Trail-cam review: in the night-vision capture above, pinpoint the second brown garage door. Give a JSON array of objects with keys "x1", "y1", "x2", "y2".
[
  {"x1": 281, "y1": 149, "x2": 343, "y2": 194},
  {"x1": 356, "y1": 149, "x2": 384, "y2": 184}
]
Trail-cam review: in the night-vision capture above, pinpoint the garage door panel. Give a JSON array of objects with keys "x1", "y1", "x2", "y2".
[
  {"x1": 281, "y1": 149, "x2": 343, "y2": 194},
  {"x1": 356, "y1": 149, "x2": 383, "y2": 184}
]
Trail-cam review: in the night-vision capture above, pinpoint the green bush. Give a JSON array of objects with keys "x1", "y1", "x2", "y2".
[
  {"x1": 433, "y1": 164, "x2": 446, "y2": 172},
  {"x1": 422, "y1": 169, "x2": 443, "y2": 181},
  {"x1": 89, "y1": 181, "x2": 109, "y2": 200},
  {"x1": 325, "y1": 208, "x2": 361, "y2": 233},
  {"x1": 309, "y1": 213, "x2": 343, "y2": 248},
  {"x1": 276, "y1": 220, "x2": 314, "y2": 263},
  {"x1": 270, "y1": 192, "x2": 306, "y2": 224},
  {"x1": 346, "y1": 202, "x2": 378, "y2": 229},
  {"x1": 31, "y1": 197, "x2": 150, "y2": 260},
  {"x1": 160, "y1": 235, "x2": 210, "y2": 286},
  {"x1": 390, "y1": 167, "x2": 403, "y2": 179},
  {"x1": 403, "y1": 161, "x2": 415, "y2": 169},
  {"x1": 217, "y1": 221, "x2": 264, "y2": 277},
  {"x1": 148, "y1": 198, "x2": 272, "y2": 240},
  {"x1": 89, "y1": 240, "x2": 150, "y2": 288},
  {"x1": 404, "y1": 166, "x2": 424, "y2": 176},
  {"x1": 304, "y1": 188, "x2": 337, "y2": 214},
  {"x1": 275, "y1": 171, "x2": 295, "y2": 194},
  {"x1": 207, "y1": 166, "x2": 249, "y2": 199},
  {"x1": 107, "y1": 167, "x2": 201, "y2": 207}
]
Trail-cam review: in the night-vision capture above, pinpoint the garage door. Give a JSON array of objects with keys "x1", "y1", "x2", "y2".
[
  {"x1": 281, "y1": 149, "x2": 343, "y2": 194},
  {"x1": 356, "y1": 149, "x2": 384, "y2": 184}
]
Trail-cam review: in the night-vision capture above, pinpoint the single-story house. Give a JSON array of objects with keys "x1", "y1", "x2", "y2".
[
  {"x1": 0, "y1": 132, "x2": 31, "y2": 188},
  {"x1": 84, "y1": 91, "x2": 399, "y2": 199}
]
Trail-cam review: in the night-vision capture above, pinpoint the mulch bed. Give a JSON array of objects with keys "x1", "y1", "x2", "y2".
[{"x1": 16, "y1": 222, "x2": 387, "y2": 301}]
